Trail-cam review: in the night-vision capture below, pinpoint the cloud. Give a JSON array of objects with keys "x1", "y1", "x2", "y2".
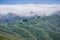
[{"x1": 0, "y1": 4, "x2": 60, "y2": 16}]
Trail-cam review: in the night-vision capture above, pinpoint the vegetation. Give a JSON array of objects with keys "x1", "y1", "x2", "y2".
[{"x1": 0, "y1": 12, "x2": 60, "y2": 40}]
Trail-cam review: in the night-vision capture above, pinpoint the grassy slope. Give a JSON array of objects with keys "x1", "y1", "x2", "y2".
[{"x1": 0, "y1": 14, "x2": 60, "y2": 40}]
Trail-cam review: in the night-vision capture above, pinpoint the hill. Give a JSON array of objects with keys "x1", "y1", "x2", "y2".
[{"x1": 0, "y1": 11, "x2": 60, "y2": 40}]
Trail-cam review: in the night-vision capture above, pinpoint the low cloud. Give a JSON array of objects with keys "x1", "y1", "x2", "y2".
[{"x1": 0, "y1": 4, "x2": 60, "y2": 16}]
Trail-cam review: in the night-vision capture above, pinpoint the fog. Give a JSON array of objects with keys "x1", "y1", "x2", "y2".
[{"x1": 0, "y1": 4, "x2": 60, "y2": 16}]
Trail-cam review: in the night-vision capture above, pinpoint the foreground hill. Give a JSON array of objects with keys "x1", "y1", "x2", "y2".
[{"x1": 0, "y1": 11, "x2": 60, "y2": 40}]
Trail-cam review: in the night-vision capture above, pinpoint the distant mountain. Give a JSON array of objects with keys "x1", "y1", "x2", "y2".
[
  {"x1": 54, "y1": 11, "x2": 60, "y2": 16},
  {"x1": 0, "y1": 13, "x2": 21, "y2": 23}
]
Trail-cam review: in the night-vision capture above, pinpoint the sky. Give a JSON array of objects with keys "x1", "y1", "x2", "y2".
[
  {"x1": 0, "y1": 0, "x2": 60, "y2": 16},
  {"x1": 0, "y1": 0, "x2": 60, "y2": 4}
]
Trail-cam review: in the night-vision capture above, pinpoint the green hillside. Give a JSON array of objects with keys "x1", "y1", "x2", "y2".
[{"x1": 0, "y1": 13, "x2": 60, "y2": 40}]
